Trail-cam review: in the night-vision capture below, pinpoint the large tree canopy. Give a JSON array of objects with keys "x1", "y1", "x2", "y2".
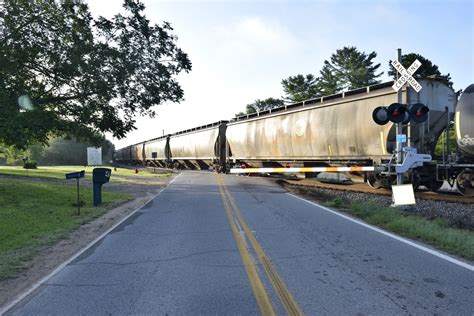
[
  {"x1": 281, "y1": 74, "x2": 321, "y2": 102},
  {"x1": 388, "y1": 53, "x2": 452, "y2": 86},
  {"x1": 31, "y1": 136, "x2": 115, "y2": 165},
  {"x1": 1, "y1": 136, "x2": 114, "y2": 165},
  {"x1": 319, "y1": 46, "x2": 382, "y2": 94},
  {"x1": 0, "y1": 0, "x2": 191, "y2": 148}
]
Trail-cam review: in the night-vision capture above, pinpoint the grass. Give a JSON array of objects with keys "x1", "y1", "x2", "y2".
[
  {"x1": 325, "y1": 198, "x2": 474, "y2": 261},
  {"x1": 0, "y1": 165, "x2": 172, "y2": 182},
  {"x1": 0, "y1": 178, "x2": 132, "y2": 279}
]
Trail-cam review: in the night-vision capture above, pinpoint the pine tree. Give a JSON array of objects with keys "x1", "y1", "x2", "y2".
[
  {"x1": 281, "y1": 74, "x2": 322, "y2": 102},
  {"x1": 319, "y1": 46, "x2": 383, "y2": 94}
]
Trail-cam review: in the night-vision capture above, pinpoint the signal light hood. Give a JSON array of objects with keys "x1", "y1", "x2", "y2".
[
  {"x1": 387, "y1": 103, "x2": 407, "y2": 123},
  {"x1": 409, "y1": 103, "x2": 430, "y2": 123},
  {"x1": 372, "y1": 106, "x2": 389, "y2": 125},
  {"x1": 372, "y1": 103, "x2": 430, "y2": 125}
]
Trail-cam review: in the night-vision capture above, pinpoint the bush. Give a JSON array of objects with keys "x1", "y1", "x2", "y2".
[
  {"x1": 327, "y1": 197, "x2": 346, "y2": 208},
  {"x1": 23, "y1": 160, "x2": 38, "y2": 169}
]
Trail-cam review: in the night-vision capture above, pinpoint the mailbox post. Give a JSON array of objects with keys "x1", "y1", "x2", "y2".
[
  {"x1": 65, "y1": 170, "x2": 85, "y2": 215},
  {"x1": 92, "y1": 168, "x2": 111, "y2": 206}
]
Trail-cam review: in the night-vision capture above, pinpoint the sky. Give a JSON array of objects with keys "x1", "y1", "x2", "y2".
[{"x1": 86, "y1": 0, "x2": 474, "y2": 149}]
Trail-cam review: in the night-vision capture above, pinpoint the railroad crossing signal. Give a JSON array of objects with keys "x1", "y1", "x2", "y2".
[
  {"x1": 372, "y1": 103, "x2": 429, "y2": 125},
  {"x1": 391, "y1": 59, "x2": 423, "y2": 92}
]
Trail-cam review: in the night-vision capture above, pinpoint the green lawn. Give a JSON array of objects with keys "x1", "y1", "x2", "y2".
[
  {"x1": 0, "y1": 165, "x2": 171, "y2": 181},
  {"x1": 326, "y1": 197, "x2": 474, "y2": 261},
  {"x1": 0, "y1": 178, "x2": 132, "y2": 279}
]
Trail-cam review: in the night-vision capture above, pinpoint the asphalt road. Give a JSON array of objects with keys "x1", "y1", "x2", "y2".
[{"x1": 6, "y1": 172, "x2": 474, "y2": 315}]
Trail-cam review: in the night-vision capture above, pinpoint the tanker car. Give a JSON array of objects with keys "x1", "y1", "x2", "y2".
[
  {"x1": 114, "y1": 78, "x2": 474, "y2": 196},
  {"x1": 437, "y1": 83, "x2": 474, "y2": 195}
]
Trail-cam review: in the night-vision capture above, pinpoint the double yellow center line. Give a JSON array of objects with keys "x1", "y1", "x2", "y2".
[{"x1": 216, "y1": 175, "x2": 303, "y2": 316}]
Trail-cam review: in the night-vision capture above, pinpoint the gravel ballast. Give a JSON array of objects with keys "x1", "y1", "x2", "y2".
[{"x1": 281, "y1": 182, "x2": 474, "y2": 231}]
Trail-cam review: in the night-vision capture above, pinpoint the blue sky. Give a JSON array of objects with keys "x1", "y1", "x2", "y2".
[{"x1": 87, "y1": 0, "x2": 474, "y2": 148}]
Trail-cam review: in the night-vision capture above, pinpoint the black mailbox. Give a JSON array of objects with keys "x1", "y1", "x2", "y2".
[
  {"x1": 93, "y1": 168, "x2": 111, "y2": 184},
  {"x1": 92, "y1": 168, "x2": 111, "y2": 206}
]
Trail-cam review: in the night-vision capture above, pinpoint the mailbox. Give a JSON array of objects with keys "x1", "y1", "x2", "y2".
[
  {"x1": 93, "y1": 168, "x2": 111, "y2": 183},
  {"x1": 92, "y1": 168, "x2": 112, "y2": 206}
]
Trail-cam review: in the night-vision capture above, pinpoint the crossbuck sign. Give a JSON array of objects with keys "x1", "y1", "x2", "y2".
[{"x1": 391, "y1": 59, "x2": 422, "y2": 92}]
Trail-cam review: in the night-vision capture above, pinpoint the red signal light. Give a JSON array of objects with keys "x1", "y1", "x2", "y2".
[
  {"x1": 409, "y1": 103, "x2": 429, "y2": 123},
  {"x1": 387, "y1": 103, "x2": 407, "y2": 123}
]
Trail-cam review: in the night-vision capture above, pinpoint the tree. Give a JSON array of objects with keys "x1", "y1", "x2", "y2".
[
  {"x1": 243, "y1": 98, "x2": 285, "y2": 115},
  {"x1": 0, "y1": 143, "x2": 29, "y2": 165},
  {"x1": 30, "y1": 136, "x2": 115, "y2": 165},
  {"x1": 318, "y1": 66, "x2": 339, "y2": 96},
  {"x1": 0, "y1": 0, "x2": 191, "y2": 149},
  {"x1": 1, "y1": 135, "x2": 114, "y2": 165},
  {"x1": 319, "y1": 46, "x2": 383, "y2": 94},
  {"x1": 281, "y1": 74, "x2": 322, "y2": 102},
  {"x1": 388, "y1": 53, "x2": 452, "y2": 86}
]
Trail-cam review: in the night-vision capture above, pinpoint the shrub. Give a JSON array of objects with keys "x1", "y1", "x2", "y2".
[{"x1": 23, "y1": 160, "x2": 38, "y2": 169}]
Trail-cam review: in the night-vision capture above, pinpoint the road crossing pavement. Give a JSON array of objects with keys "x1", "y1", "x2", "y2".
[{"x1": 5, "y1": 172, "x2": 474, "y2": 315}]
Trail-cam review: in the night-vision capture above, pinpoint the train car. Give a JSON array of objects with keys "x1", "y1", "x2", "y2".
[
  {"x1": 113, "y1": 148, "x2": 122, "y2": 162},
  {"x1": 225, "y1": 79, "x2": 456, "y2": 187},
  {"x1": 456, "y1": 84, "x2": 474, "y2": 157},
  {"x1": 114, "y1": 146, "x2": 131, "y2": 162},
  {"x1": 130, "y1": 143, "x2": 145, "y2": 163},
  {"x1": 435, "y1": 83, "x2": 474, "y2": 195},
  {"x1": 168, "y1": 121, "x2": 227, "y2": 170},
  {"x1": 113, "y1": 79, "x2": 473, "y2": 195},
  {"x1": 143, "y1": 136, "x2": 170, "y2": 167}
]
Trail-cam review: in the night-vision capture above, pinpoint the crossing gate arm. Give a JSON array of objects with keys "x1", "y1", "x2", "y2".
[{"x1": 229, "y1": 166, "x2": 376, "y2": 174}]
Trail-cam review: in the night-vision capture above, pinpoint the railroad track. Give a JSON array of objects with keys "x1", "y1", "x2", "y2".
[
  {"x1": 119, "y1": 164, "x2": 474, "y2": 204},
  {"x1": 281, "y1": 178, "x2": 474, "y2": 204}
]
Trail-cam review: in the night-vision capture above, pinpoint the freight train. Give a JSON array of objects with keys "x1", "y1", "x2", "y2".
[{"x1": 114, "y1": 78, "x2": 474, "y2": 196}]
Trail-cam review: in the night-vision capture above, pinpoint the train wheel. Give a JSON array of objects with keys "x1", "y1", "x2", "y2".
[
  {"x1": 409, "y1": 172, "x2": 421, "y2": 191},
  {"x1": 367, "y1": 173, "x2": 383, "y2": 189},
  {"x1": 426, "y1": 179, "x2": 444, "y2": 193},
  {"x1": 456, "y1": 170, "x2": 474, "y2": 196}
]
